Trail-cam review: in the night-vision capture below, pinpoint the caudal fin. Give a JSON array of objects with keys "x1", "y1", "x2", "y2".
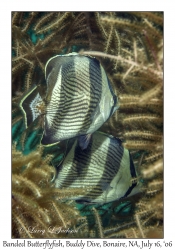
[{"x1": 19, "y1": 85, "x2": 43, "y2": 128}]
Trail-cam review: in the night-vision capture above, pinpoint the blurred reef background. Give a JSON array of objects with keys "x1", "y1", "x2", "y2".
[{"x1": 12, "y1": 12, "x2": 163, "y2": 238}]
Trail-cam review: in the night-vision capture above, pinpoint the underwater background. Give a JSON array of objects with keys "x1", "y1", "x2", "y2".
[{"x1": 12, "y1": 12, "x2": 163, "y2": 238}]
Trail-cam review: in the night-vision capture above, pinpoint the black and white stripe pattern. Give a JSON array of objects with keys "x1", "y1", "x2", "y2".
[
  {"x1": 55, "y1": 132, "x2": 139, "y2": 204},
  {"x1": 41, "y1": 53, "x2": 118, "y2": 146}
]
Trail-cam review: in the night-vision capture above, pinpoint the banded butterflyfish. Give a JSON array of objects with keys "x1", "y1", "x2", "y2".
[
  {"x1": 19, "y1": 52, "x2": 119, "y2": 149},
  {"x1": 55, "y1": 132, "x2": 140, "y2": 204}
]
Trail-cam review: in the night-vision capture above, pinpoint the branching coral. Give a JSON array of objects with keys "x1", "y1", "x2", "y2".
[
  {"x1": 12, "y1": 144, "x2": 89, "y2": 238},
  {"x1": 12, "y1": 11, "x2": 163, "y2": 238}
]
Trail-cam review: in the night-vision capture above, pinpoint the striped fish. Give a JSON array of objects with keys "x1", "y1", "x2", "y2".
[
  {"x1": 55, "y1": 132, "x2": 140, "y2": 204},
  {"x1": 19, "y1": 52, "x2": 119, "y2": 149}
]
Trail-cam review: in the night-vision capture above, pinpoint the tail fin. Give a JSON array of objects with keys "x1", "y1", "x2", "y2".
[{"x1": 19, "y1": 85, "x2": 43, "y2": 128}]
